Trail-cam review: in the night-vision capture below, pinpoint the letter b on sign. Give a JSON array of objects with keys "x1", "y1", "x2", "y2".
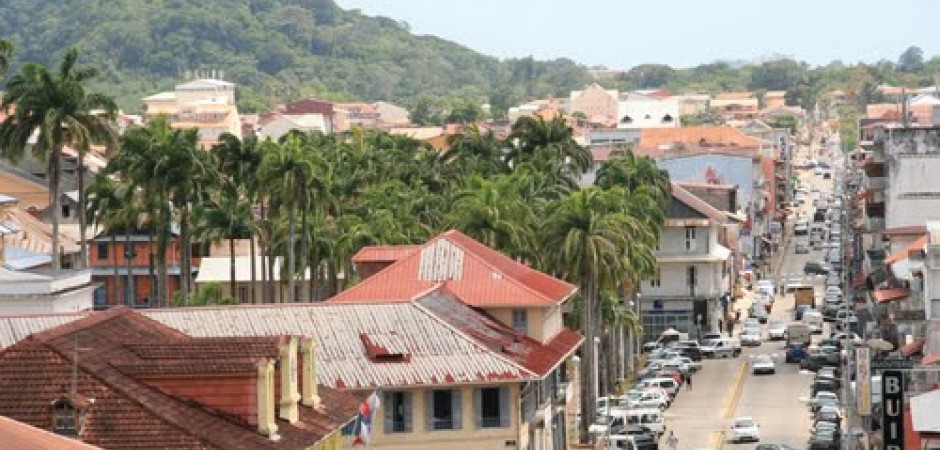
[{"x1": 885, "y1": 376, "x2": 901, "y2": 394}]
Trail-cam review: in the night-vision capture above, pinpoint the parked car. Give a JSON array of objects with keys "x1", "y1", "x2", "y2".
[
  {"x1": 625, "y1": 389, "x2": 670, "y2": 410},
  {"x1": 808, "y1": 429, "x2": 840, "y2": 450},
  {"x1": 810, "y1": 392, "x2": 840, "y2": 412},
  {"x1": 801, "y1": 353, "x2": 840, "y2": 372},
  {"x1": 700, "y1": 338, "x2": 741, "y2": 358},
  {"x1": 729, "y1": 417, "x2": 761, "y2": 443},
  {"x1": 785, "y1": 343, "x2": 808, "y2": 363}
]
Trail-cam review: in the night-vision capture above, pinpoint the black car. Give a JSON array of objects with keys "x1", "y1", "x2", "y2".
[
  {"x1": 671, "y1": 341, "x2": 703, "y2": 361},
  {"x1": 811, "y1": 379, "x2": 839, "y2": 397},
  {"x1": 800, "y1": 354, "x2": 840, "y2": 372},
  {"x1": 804, "y1": 261, "x2": 830, "y2": 275},
  {"x1": 808, "y1": 429, "x2": 840, "y2": 450}
]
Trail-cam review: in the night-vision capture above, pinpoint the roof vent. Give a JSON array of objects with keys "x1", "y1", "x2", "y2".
[{"x1": 360, "y1": 333, "x2": 411, "y2": 363}]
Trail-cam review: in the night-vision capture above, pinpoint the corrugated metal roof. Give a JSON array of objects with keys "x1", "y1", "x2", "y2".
[
  {"x1": 351, "y1": 245, "x2": 420, "y2": 263},
  {"x1": 0, "y1": 312, "x2": 88, "y2": 348},
  {"x1": 144, "y1": 296, "x2": 535, "y2": 389}
]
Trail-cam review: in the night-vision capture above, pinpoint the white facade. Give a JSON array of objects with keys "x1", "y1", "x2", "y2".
[
  {"x1": 882, "y1": 128, "x2": 940, "y2": 229},
  {"x1": 616, "y1": 99, "x2": 680, "y2": 129},
  {"x1": 257, "y1": 114, "x2": 329, "y2": 141},
  {"x1": 0, "y1": 269, "x2": 94, "y2": 314}
]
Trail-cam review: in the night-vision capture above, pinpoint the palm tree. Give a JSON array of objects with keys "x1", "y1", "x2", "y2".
[
  {"x1": 507, "y1": 115, "x2": 591, "y2": 173},
  {"x1": 541, "y1": 188, "x2": 635, "y2": 443},
  {"x1": 84, "y1": 175, "x2": 124, "y2": 305},
  {"x1": 0, "y1": 48, "x2": 117, "y2": 270},
  {"x1": 446, "y1": 174, "x2": 535, "y2": 258},
  {"x1": 259, "y1": 135, "x2": 320, "y2": 303},
  {"x1": 193, "y1": 186, "x2": 255, "y2": 303},
  {"x1": 0, "y1": 38, "x2": 11, "y2": 76},
  {"x1": 595, "y1": 148, "x2": 671, "y2": 203},
  {"x1": 212, "y1": 133, "x2": 263, "y2": 302}
]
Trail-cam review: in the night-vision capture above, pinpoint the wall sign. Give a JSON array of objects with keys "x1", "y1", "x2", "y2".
[{"x1": 882, "y1": 370, "x2": 905, "y2": 450}]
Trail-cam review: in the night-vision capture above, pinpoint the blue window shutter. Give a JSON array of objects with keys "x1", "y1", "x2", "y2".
[
  {"x1": 499, "y1": 386, "x2": 510, "y2": 427},
  {"x1": 403, "y1": 392, "x2": 413, "y2": 432},
  {"x1": 473, "y1": 388, "x2": 482, "y2": 428},
  {"x1": 452, "y1": 389, "x2": 463, "y2": 430},
  {"x1": 425, "y1": 390, "x2": 434, "y2": 431},
  {"x1": 382, "y1": 392, "x2": 393, "y2": 434}
]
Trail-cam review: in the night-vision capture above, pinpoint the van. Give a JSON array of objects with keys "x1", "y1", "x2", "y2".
[
  {"x1": 636, "y1": 377, "x2": 680, "y2": 396},
  {"x1": 701, "y1": 338, "x2": 741, "y2": 358},
  {"x1": 802, "y1": 311, "x2": 824, "y2": 334}
]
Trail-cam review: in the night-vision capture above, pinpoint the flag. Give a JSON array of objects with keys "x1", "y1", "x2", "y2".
[{"x1": 352, "y1": 392, "x2": 380, "y2": 446}]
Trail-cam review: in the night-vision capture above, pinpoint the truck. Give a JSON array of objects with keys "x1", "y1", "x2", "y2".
[
  {"x1": 792, "y1": 285, "x2": 815, "y2": 309},
  {"x1": 786, "y1": 322, "x2": 811, "y2": 347},
  {"x1": 642, "y1": 328, "x2": 689, "y2": 352}
]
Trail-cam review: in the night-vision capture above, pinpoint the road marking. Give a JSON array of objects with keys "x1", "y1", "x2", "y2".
[{"x1": 710, "y1": 362, "x2": 747, "y2": 449}]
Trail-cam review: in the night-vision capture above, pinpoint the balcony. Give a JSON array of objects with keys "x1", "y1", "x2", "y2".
[
  {"x1": 863, "y1": 174, "x2": 886, "y2": 191},
  {"x1": 866, "y1": 216, "x2": 886, "y2": 233}
]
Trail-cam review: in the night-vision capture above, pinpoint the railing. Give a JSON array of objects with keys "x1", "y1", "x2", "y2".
[{"x1": 866, "y1": 217, "x2": 886, "y2": 232}]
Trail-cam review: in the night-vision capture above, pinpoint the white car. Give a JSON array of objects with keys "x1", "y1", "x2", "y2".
[
  {"x1": 740, "y1": 328, "x2": 762, "y2": 347},
  {"x1": 756, "y1": 280, "x2": 775, "y2": 297},
  {"x1": 625, "y1": 389, "x2": 670, "y2": 410},
  {"x1": 767, "y1": 321, "x2": 787, "y2": 340},
  {"x1": 729, "y1": 417, "x2": 761, "y2": 443},
  {"x1": 751, "y1": 354, "x2": 776, "y2": 375},
  {"x1": 677, "y1": 356, "x2": 702, "y2": 372},
  {"x1": 826, "y1": 286, "x2": 843, "y2": 297}
]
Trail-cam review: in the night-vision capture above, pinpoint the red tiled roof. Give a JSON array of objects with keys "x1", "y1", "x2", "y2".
[
  {"x1": 923, "y1": 353, "x2": 940, "y2": 365},
  {"x1": 675, "y1": 182, "x2": 737, "y2": 191},
  {"x1": 873, "y1": 288, "x2": 911, "y2": 303},
  {"x1": 0, "y1": 308, "x2": 358, "y2": 450},
  {"x1": 886, "y1": 235, "x2": 928, "y2": 264},
  {"x1": 901, "y1": 339, "x2": 926, "y2": 357},
  {"x1": 351, "y1": 245, "x2": 421, "y2": 263},
  {"x1": 330, "y1": 230, "x2": 577, "y2": 307},
  {"x1": 636, "y1": 126, "x2": 767, "y2": 158}
]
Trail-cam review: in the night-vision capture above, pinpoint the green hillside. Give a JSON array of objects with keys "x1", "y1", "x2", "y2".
[{"x1": 0, "y1": 0, "x2": 592, "y2": 113}]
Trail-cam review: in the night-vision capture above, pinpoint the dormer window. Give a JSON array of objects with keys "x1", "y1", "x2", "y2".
[
  {"x1": 620, "y1": 115, "x2": 633, "y2": 124},
  {"x1": 662, "y1": 114, "x2": 674, "y2": 123},
  {"x1": 50, "y1": 395, "x2": 87, "y2": 436}
]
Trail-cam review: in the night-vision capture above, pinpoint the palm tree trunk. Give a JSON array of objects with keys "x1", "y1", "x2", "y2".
[
  {"x1": 249, "y1": 234, "x2": 257, "y2": 304},
  {"x1": 50, "y1": 145, "x2": 62, "y2": 270},
  {"x1": 229, "y1": 237, "x2": 237, "y2": 302},
  {"x1": 156, "y1": 206, "x2": 170, "y2": 307},
  {"x1": 125, "y1": 231, "x2": 134, "y2": 306},
  {"x1": 578, "y1": 278, "x2": 597, "y2": 444},
  {"x1": 299, "y1": 193, "x2": 309, "y2": 302},
  {"x1": 287, "y1": 202, "x2": 296, "y2": 304},
  {"x1": 111, "y1": 234, "x2": 119, "y2": 306},
  {"x1": 77, "y1": 154, "x2": 88, "y2": 269},
  {"x1": 179, "y1": 206, "x2": 191, "y2": 305},
  {"x1": 148, "y1": 228, "x2": 155, "y2": 302}
]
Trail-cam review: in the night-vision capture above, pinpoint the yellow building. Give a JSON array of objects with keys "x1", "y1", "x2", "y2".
[{"x1": 142, "y1": 79, "x2": 242, "y2": 148}]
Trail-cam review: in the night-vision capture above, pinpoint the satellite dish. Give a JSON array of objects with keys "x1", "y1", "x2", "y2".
[{"x1": 867, "y1": 338, "x2": 895, "y2": 352}]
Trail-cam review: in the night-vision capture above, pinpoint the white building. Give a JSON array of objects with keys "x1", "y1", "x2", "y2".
[
  {"x1": 256, "y1": 113, "x2": 329, "y2": 141},
  {"x1": 639, "y1": 183, "x2": 733, "y2": 340},
  {"x1": 142, "y1": 79, "x2": 242, "y2": 148},
  {"x1": 0, "y1": 269, "x2": 94, "y2": 314},
  {"x1": 616, "y1": 98, "x2": 680, "y2": 129}
]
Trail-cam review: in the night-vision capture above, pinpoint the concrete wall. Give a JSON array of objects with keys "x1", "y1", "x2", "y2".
[
  {"x1": 570, "y1": 85, "x2": 618, "y2": 121},
  {"x1": 886, "y1": 154, "x2": 940, "y2": 229},
  {"x1": 0, "y1": 285, "x2": 95, "y2": 314},
  {"x1": 485, "y1": 306, "x2": 564, "y2": 344},
  {"x1": 656, "y1": 154, "x2": 756, "y2": 210},
  {"x1": 643, "y1": 261, "x2": 724, "y2": 299}
]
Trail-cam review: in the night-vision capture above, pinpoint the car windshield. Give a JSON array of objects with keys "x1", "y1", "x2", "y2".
[
  {"x1": 702, "y1": 339, "x2": 719, "y2": 346},
  {"x1": 734, "y1": 419, "x2": 755, "y2": 428},
  {"x1": 754, "y1": 355, "x2": 772, "y2": 363}
]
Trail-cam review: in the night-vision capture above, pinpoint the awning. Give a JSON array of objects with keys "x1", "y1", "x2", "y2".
[
  {"x1": 901, "y1": 339, "x2": 926, "y2": 357},
  {"x1": 873, "y1": 287, "x2": 910, "y2": 303},
  {"x1": 922, "y1": 353, "x2": 940, "y2": 365}
]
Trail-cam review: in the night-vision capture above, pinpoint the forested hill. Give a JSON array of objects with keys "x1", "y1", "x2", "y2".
[{"x1": 0, "y1": 0, "x2": 592, "y2": 112}]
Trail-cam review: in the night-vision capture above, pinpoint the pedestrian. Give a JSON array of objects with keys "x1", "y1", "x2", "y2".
[
  {"x1": 685, "y1": 372, "x2": 692, "y2": 391},
  {"x1": 666, "y1": 431, "x2": 679, "y2": 450},
  {"x1": 718, "y1": 319, "x2": 723, "y2": 334}
]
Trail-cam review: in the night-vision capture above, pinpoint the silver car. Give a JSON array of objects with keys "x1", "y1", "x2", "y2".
[{"x1": 767, "y1": 321, "x2": 787, "y2": 340}]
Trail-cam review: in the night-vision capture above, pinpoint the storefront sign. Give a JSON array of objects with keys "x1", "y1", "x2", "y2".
[
  {"x1": 882, "y1": 370, "x2": 905, "y2": 450},
  {"x1": 871, "y1": 358, "x2": 914, "y2": 370},
  {"x1": 856, "y1": 347, "x2": 871, "y2": 415}
]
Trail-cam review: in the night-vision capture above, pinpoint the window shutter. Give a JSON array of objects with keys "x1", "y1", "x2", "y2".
[
  {"x1": 473, "y1": 388, "x2": 482, "y2": 428},
  {"x1": 499, "y1": 386, "x2": 510, "y2": 427},
  {"x1": 425, "y1": 390, "x2": 434, "y2": 431},
  {"x1": 452, "y1": 389, "x2": 463, "y2": 430},
  {"x1": 403, "y1": 392, "x2": 413, "y2": 432},
  {"x1": 382, "y1": 392, "x2": 393, "y2": 434}
]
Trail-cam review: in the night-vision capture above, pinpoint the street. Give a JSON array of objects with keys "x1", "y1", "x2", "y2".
[{"x1": 667, "y1": 156, "x2": 836, "y2": 449}]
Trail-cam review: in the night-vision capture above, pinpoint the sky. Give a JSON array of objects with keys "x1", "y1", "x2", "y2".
[{"x1": 336, "y1": 0, "x2": 940, "y2": 69}]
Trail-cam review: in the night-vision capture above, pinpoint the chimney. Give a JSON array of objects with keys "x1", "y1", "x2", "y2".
[
  {"x1": 278, "y1": 336, "x2": 301, "y2": 423},
  {"x1": 299, "y1": 337, "x2": 321, "y2": 408},
  {"x1": 256, "y1": 360, "x2": 279, "y2": 439}
]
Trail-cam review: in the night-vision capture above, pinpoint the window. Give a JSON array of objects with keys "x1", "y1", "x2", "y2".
[
  {"x1": 475, "y1": 387, "x2": 510, "y2": 428},
  {"x1": 50, "y1": 398, "x2": 83, "y2": 436},
  {"x1": 511, "y1": 309, "x2": 528, "y2": 334},
  {"x1": 383, "y1": 391, "x2": 413, "y2": 433},
  {"x1": 932, "y1": 299, "x2": 940, "y2": 320},
  {"x1": 96, "y1": 242, "x2": 109, "y2": 261},
  {"x1": 426, "y1": 389, "x2": 461, "y2": 430},
  {"x1": 650, "y1": 268, "x2": 662, "y2": 288},
  {"x1": 61, "y1": 204, "x2": 71, "y2": 218},
  {"x1": 685, "y1": 227, "x2": 697, "y2": 251},
  {"x1": 662, "y1": 114, "x2": 674, "y2": 123},
  {"x1": 686, "y1": 266, "x2": 697, "y2": 287},
  {"x1": 238, "y1": 286, "x2": 249, "y2": 304}
]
